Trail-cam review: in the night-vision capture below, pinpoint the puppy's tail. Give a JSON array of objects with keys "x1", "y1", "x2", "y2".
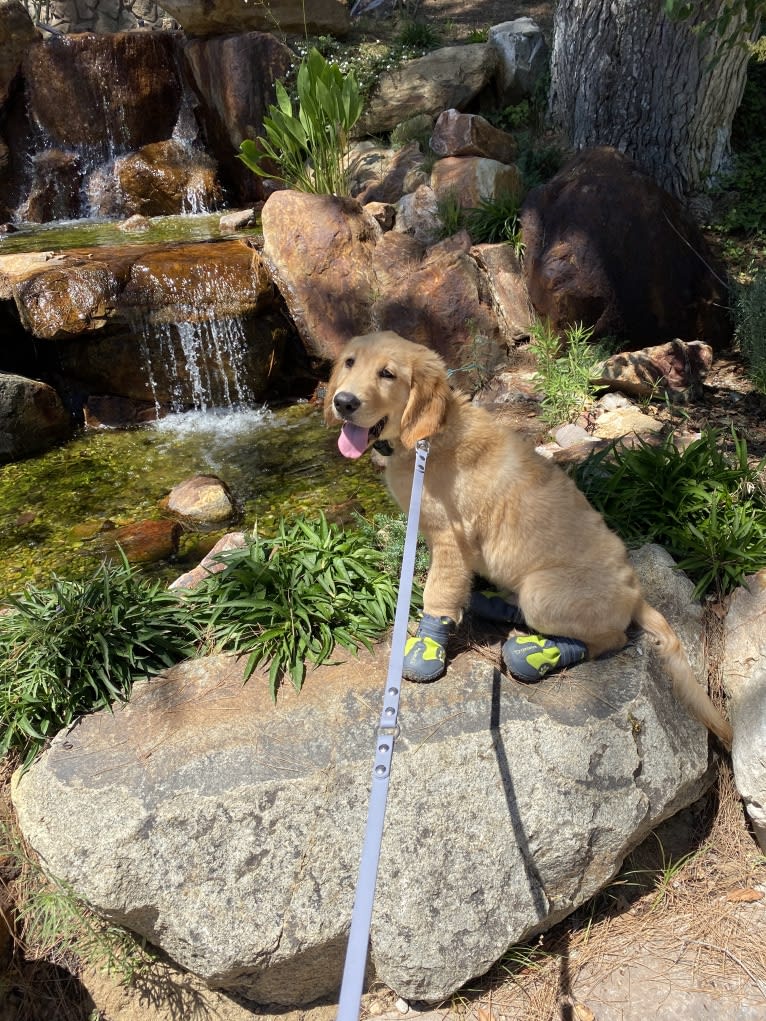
[{"x1": 633, "y1": 600, "x2": 732, "y2": 750}]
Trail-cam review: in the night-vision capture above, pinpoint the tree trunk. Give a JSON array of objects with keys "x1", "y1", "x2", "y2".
[{"x1": 548, "y1": 0, "x2": 755, "y2": 196}]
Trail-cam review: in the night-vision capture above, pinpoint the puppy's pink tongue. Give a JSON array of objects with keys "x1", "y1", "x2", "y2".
[
  {"x1": 338, "y1": 422, "x2": 369, "y2": 459},
  {"x1": 337, "y1": 418, "x2": 369, "y2": 459}
]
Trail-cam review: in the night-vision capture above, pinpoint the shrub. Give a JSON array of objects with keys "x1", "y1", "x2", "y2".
[
  {"x1": 353, "y1": 512, "x2": 429, "y2": 594},
  {"x1": 237, "y1": 47, "x2": 363, "y2": 195},
  {"x1": 734, "y1": 269, "x2": 766, "y2": 392},
  {"x1": 0, "y1": 558, "x2": 199, "y2": 767},
  {"x1": 575, "y1": 429, "x2": 766, "y2": 599},
  {"x1": 465, "y1": 190, "x2": 524, "y2": 251},
  {"x1": 528, "y1": 319, "x2": 610, "y2": 425},
  {"x1": 186, "y1": 514, "x2": 398, "y2": 697}
]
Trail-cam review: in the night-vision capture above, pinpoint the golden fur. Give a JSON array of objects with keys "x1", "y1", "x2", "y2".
[{"x1": 325, "y1": 331, "x2": 732, "y2": 747}]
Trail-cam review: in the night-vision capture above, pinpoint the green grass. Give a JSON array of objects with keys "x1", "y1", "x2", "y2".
[{"x1": 575, "y1": 428, "x2": 766, "y2": 599}]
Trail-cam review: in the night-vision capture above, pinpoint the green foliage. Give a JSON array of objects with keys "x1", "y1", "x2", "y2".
[
  {"x1": 0, "y1": 557, "x2": 199, "y2": 768},
  {"x1": 186, "y1": 514, "x2": 398, "y2": 697},
  {"x1": 575, "y1": 429, "x2": 766, "y2": 598},
  {"x1": 734, "y1": 269, "x2": 766, "y2": 391},
  {"x1": 437, "y1": 190, "x2": 465, "y2": 237},
  {"x1": 397, "y1": 19, "x2": 441, "y2": 49},
  {"x1": 714, "y1": 41, "x2": 766, "y2": 234},
  {"x1": 465, "y1": 190, "x2": 523, "y2": 251},
  {"x1": 353, "y1": 512, "x2": 429, "y2": 595},
  {"x1": 528, "y1": 319, "x2": 610, "y2": 425},
  {"x1": 237, "y1": 47, "x2": 363, "y2": 195}
]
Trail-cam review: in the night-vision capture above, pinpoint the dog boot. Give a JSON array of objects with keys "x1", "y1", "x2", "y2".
[
  {"x1": 469, "y1": 587, "x2": 526, "y2": 626},
  {"x1": 402, "y1": 614, "x2": 455, "y2": 683},
  {"x1": 502, "y1": 633, "x2": 587, "y2": 683}
]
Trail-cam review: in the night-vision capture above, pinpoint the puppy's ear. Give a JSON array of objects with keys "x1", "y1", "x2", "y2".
[{"x1": 400, "y1": 347, "x2": 450, "y2": 448}]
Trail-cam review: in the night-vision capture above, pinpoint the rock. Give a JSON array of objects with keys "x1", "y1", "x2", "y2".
[
  {"x1": 0, "y1": 0, "x2": 37, "y2": 107},
  {"x1": 592, "y1": 406, "x2": 664, "y2": 441},
  {"x1": 371, "y1": 230, "x2": 505, "y2": 371},
  {"x1": 470, "y1": 243, "x2": 534, "y2": 342},
  {"x1": 118, "y1": 213, "x2": 151, "y2": 233},
  {"x1": 94, "y1": 518, "x2": 182, "y2": 563},
  {"x1": 430, "y1": 109, "x2": 517, "y2": 164},
  {"x1": 12, "y1": 546, "x2": 717, "y2": 1005},
  {"x1": 593, "y1": 340, "x2": 714, "y2": 399},
  {"x1": 487, "y1": 18, "x2": 549, "y2": 105},
  {"x1": 354, "y1": 140, "x2": 426, "y2": 205},
  {"x1": 83, "y1": 394, "x2": 158, "y2": 427},
  {"x1": 169, "y1": 530, "x2": 247, "y2": 589},
  {"x1": 164, "y1": 475, "x2": 236, "y2": 525},
  {"x1": 431, "y1": 156, "x2": 523, "y2": 212},
  {"x1": 159, "y1": 0, "x2": 349, "y2": 37},
  {"x1": 722, "y1": 571, "x2": 766, "y2": 853},
  {"x1": 22, "y1": 33, "x2": 183, "y2": 159},
  {"x1": 0, "y1": 251, "x2": 59, "y2": 300},
  {"x1": 112, "y1": 140, "x2": 221, "y2": 218},
  {"x1": 27, "y1": 0, "x2": 179, "y2": 33},
  {"x1": 219, "y1": 208, "x2": 258, "y2": 232},
  {"x1": 393, "y1": 184, "x2": 443, "y2": 246},
  {"x1": 261, "y1": 191, "x2": 381, "y2": 362},
  {"x1": 359, "y1": 44, "x2": 495, "y2": 135},
  {"x1": 11, "y1": 238, "x2": 274, "y2": 338},
  {"x1": 183, "y1": 32, "x2": 294, "y2": 205},
  {"x1": 520, "y1": 147, "x2": 732, "y2": 349},
  {"x1": 0, "y1": 372, "x2": 72, "y2": 463},
  {"x1": 15, "y1": 149, "x2": 82, "y2": 223}
]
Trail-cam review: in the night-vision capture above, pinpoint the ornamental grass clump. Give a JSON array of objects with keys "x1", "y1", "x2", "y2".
[
  {"x1": 186, "y1": 514, "x2": 398, "y2": 697},
  {"x1": 575, "y1": 429, "x2": 766, "y2": 599},
  {"x1": 237, "y1": 47, "x2": 363, "y2": 196},
  {"x1": 0, "y1": 557, "x2": 199, "y2": 768}
]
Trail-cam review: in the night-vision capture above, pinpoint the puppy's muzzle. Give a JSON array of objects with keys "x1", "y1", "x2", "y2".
[{"x1": 333, "y1": 391, "x2": 361, "y2": 419}]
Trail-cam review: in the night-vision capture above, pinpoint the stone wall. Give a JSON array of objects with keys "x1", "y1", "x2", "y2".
[{"x1": 23, "y1": 0, "x2": 178, "y2": 34}]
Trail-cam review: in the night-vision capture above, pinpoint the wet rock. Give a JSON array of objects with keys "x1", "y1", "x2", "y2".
[
  {"x1": 159, "y1": 0, "x2": 349, "y2": 38},
  {"x1": 17, "y1": 149, "x2": 82, "y2": 223},
  {"x1": 0, "y1": 0, "x2": 37, "y2": 107},
  {"x1": 83, "y1": 394, "x2": 158, "y2": 427},
  {"x1": 96, "y1": 518, "x2": 182, "y2": 563},
  {"x1": 113, "y1": 139, "x2": 221, "y2": 217},
  {"x1": 183, "y1": 32, "x2": 294, "y2": 206},
  {"x1": 521, "y1": 147, "x2": 733, "y2": 349},
  {"x1": 430, "y1": 109, "x2": 517, "y2": 164},
  {"x1": 22, "y1": 32, "x2": 183, "y2": 159},
  {"x1": 118, "y1": 214, "x2": 151, "y2": 233},
  {"x1": 359, "y1": 44, "x2": 496, "y2": 135},
  {"x1": 164, "y1": 474, "x2": 236, "y2": 525},
  {"x1": 219, "y1": 208, "x2": 258, "y2": 232},
  {"x1": 0, "y1": 372, "x2": 73, "y2": 463}
]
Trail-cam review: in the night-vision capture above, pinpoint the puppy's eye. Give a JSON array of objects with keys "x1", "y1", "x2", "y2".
[
  {"x1": 379, "y1": 367, "x2": 396, "y2": 380},
  {"x1": 344, "y1": 357, "x2": 355, "y2": 368}
]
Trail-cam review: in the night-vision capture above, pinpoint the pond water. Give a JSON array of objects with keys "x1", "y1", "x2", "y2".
[
  {"x1": 0, "y1": 212, "x2": 259, "y2": 255},
  {"x1": 0, "y1": 404, "x2": 395, "y2": 599}
]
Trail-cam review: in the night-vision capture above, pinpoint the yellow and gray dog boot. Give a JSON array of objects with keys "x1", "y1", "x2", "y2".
[
  {"x1": 469, "y1": 587, "x2": 526, "y2": 626},
  {"x1": 402, "y1": 614, "x2": 455, "y2": 683},
  {"x1": 503, "y1": 633, "x2": 587, "y2": 683}
]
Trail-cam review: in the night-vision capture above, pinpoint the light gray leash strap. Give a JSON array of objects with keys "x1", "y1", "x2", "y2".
[{"x1": 336, "y1": 438, "x2": 430, "y2": 1021}]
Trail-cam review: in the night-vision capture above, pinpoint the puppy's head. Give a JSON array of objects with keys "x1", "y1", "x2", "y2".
[{"x1": 324, "y1": 331, "x2": 450, "y2": 458}]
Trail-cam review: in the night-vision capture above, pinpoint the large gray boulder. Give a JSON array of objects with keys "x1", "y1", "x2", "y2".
[
  {"x1": 722, "y1": 571, "x2": 766, "y2": 853},
  {"x1": 12, "y1": 545, "x2": 717, "y2": 1006}
]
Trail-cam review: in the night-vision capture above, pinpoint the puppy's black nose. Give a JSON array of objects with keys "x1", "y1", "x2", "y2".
[{"x1": 333, "y1": 391, "x2": 361, "y2": 416}]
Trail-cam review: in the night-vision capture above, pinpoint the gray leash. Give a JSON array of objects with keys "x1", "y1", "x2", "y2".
[{"x1": 336, "y1": 438, "x2": 430, "y2": 1021}]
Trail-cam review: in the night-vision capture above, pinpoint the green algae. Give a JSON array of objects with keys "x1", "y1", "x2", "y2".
[
  {"x1": 0, "y1": 404, "x2": 395, "y2": 598},
  {"x1": 0, "y1": 213, "x2": 260, "y2": 256}
]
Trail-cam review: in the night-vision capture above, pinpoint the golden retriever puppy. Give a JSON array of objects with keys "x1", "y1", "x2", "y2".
[{"x1": 325, "y1": 330, "x2": 732, "y2": 747}]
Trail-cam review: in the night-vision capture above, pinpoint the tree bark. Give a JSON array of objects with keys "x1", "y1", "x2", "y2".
[{"x1": 548, "y1": 0, "x2": 755, "y2": 196}]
